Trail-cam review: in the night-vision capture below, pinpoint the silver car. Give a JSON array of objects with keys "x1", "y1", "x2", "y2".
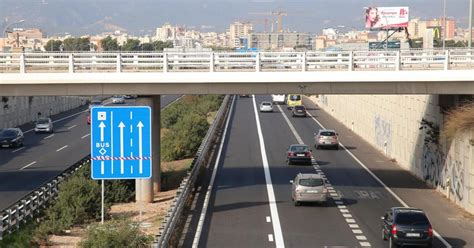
[
  {"x1": 259, "y1": 101, "x2": 273, "y2": 112},
  {"x1": 112, "y1": 95, "x2": 125, "y2": 104},
  {"x1": 35, "y1": 117, "x2": 53, "y2": 133},
  {"x1": 315, "y1": 129, "x2": 339, "y2": 150},
  {"x1": 291, "y1": 173, "x2": 328, "y2": 206}
]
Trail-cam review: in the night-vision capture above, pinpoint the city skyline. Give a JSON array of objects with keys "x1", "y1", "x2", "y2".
[{"x1": 1, "y1": 0, "x2": 472, "y2": 36}]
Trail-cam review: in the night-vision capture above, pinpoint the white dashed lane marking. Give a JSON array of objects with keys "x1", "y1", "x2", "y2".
[
  {"x1": 20, "y1": 161, "x2": 36, "y2": 170},
  {"x1": 56, "y1": 145, "x2": 68, "y2": 152},
  {"x1": 266, "y1": 216, "x2": 271, "y2": 223},
  {"x1": 67, "y1": 124, "x2": 77, "y2": 130},
  {"x1": 44, "y1": 134, "x2": 55, "y2": 139},
  {"x1": 268, "y1": 234, "x2": 274, "y2": 242},
  {"x1": 12, "y1": 147, "x2": 25, "y2": 153},
  {"x1": 81, "y1": 133, "x2": 91, "y2": 139}
]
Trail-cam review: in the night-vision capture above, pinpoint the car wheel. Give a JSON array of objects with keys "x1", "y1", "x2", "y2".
[
  {"x1": 294, "y1": 201, "x2": 300, "y2": 206},
  {"x1": 334, "y1": 145, "x2": 339, "y2": 150},
  {"x1": 382, "y1": 229, "x2": 387, "y2": 240}
]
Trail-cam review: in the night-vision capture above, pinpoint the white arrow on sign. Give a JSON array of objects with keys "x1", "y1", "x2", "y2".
[
  {"x1": 137, "y1": 121, "x2": 144, "y2": 174},
  {"x1": 118, "y1": 122, "x2": 125, "y2": 174},
  {"x1": 99, "y1": 122, "x2": 106, "y2": 142}
]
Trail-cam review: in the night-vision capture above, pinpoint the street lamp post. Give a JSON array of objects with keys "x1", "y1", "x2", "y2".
[
  {"x1": 469, "y1": 0, "x2": 473, "y2": 48},
  {"x1": 2, "y1": 19, "x2": 25, "y2": 38},
  {"x1": 443, "y1": 0, "x2": 447, "y2": 49}
]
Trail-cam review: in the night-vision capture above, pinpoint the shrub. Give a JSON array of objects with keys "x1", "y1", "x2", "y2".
[
  {"x1": 105, "y1": 179, "x2": 135, "y2": 203},
  {"x1": 442, "y1": 101, "x2": 474, "y2": 140},
  {"x1": 161, "y1": 113, "x2": 209, "y2": 161},
  {"x1": 80, "y1": 220, "x2": 153, "y2": 248}
]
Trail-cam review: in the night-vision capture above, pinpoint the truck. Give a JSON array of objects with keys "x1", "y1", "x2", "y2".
[{"x1": 272, "y1": 94, "x2": 286, "y2": 105}]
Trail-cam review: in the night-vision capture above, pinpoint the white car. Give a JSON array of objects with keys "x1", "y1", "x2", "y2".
[
  {"x1": 272, "y1": 94, "x2": 286, "y2": 104},
  {"x1": 259, "y1": 101, "x2": 273, "y2": 112},
  {"x1": 112, "y1": 95, "x2": 125, "y2": 104}
]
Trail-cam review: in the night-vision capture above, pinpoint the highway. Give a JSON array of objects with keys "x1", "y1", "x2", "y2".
[
  {"x1": 0, "y1": 95, "x2": 182, "y2": 211},
  {"x1": 183, "y1": 95, "x2": 471, "y2": 248}
]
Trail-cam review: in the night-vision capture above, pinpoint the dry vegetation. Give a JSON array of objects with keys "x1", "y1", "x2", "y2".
[{"x1": 442, "y1": 101, "x2": 474, "y2": 140}]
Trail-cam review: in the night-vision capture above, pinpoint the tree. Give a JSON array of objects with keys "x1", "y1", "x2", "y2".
[
  {"x1": 122, "y1": 39, "x2": 141, "y2": 51},
  {"x1": 44, "y1": 40, "x2": 63, "y2": 51},
  {"x1": 152, "y1": 40, "x2": 173, "y2": 51},
  {"x1": 139, "y1": 42, "x2": 154, "y2": 51},
  {"x1": 63, "y1": 37, "x2": 91, "y2": 51},
  {"x1": 101, "y1": 36, "x2": 119, "y2": 51}
]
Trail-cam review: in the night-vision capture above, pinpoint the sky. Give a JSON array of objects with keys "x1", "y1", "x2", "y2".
[{"x1": 1, "y1": 0, "x2": 472, "y2": 36}]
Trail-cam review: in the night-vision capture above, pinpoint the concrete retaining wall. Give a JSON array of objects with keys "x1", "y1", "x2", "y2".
[
  {"x1": 310, "y1": 94, "x2": 474, "y2": 214},
  {"x1": 0, "y1": 96, "x2": 87, "y2": 129}
]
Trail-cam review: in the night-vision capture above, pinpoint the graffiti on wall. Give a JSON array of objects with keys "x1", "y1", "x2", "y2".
[
  {"x1": 421, "y1": 144, "x2": 465, "y2": 201},
  {"x1": 374, "y1": 115, "x2": 392, "y2": 154}
]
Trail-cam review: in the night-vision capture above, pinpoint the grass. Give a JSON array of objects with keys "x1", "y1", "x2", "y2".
[
  {"x1": 207, "y1": 111, "x2": 217, "y2": 125},
  {"x1": 442, "y1": 101, "x2": 474, "y2": 140},
  {"x1": 0, "y1": 220, "x2": 38, "y2": 248}
]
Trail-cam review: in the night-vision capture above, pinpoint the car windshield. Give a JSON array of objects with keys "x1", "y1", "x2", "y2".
[
  {"x1": 37, "y1": 119, "x2": 49, "y2": 124},
  {"x1": 91, "y1": 100, "x2": 101, "y2": 105},
  {"x1": 262, "y1": 102, "x2": 271, "y2": 106},
  {"x1": 396, "y1": 212, "x2": 429, "y2": 225},
  {"x1": 290, "y1": 146, "x2": 309, "y2": 152},
  {"x1": 320, "y1": 131, "x2": 336, "y2": 136},
  {"x1": 113, "y1": 95, "x2": 122, "y2": 98},
  {"x1": 0, "y1": 129, "x2": 17, "y2": 137},
  {"x1": 299, "y1": 178, "x2": 323, "y2": 187},
  {"x1": 290, "y1": 95, "x2": 301, "y2": 101}
]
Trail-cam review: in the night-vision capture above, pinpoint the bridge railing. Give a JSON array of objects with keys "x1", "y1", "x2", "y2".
[{"x1": 0, "y1": 49, "x2": 473, "y2": 73}]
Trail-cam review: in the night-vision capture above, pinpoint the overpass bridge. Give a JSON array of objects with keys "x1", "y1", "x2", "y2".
[{"x1": 1, "y1": 49, "x2": 474, "y2": 96}]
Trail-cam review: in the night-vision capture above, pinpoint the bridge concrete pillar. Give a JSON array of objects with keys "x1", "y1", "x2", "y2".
[{"x1": 135, "y1": 95, "x2": 161, "y2": 203}]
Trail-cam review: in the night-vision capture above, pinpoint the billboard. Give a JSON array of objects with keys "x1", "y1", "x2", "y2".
[{"x1": 365, "y1": 7, "x2": 409, "y2": 30}]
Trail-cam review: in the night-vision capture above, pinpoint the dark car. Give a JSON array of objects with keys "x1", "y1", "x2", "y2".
[
  {"x1": 0, "y1": 128, "x2": 24, "y2": 148},
  {"x1": 286, "y1": 144, "x2": 312, "y2": 165},
  {"x1": 382, "y1": 207, "x2": 433, "y2": 248},
  {"x1": 292, "y1": 105, "x2": 307, "y2": 117},
  {"x1": 87, "y1": 112, "x2": 91, "y2": 125}
]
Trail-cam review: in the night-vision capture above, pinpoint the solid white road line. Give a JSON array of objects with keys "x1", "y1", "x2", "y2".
[
  {"x1": 81, "y1": 133, "x2": 91, "y2": 139},
  {"x1": 253, "y1": 95, "x2": 285, "y2": 248},
  {"x1": 56, "y1": 145, "x2": 68, "y2": 152},
  {"x1": 276, "y1": 105, "x2": 304, "y2": 144},
  {"x1": 20, "y1": 161, "x2": 36, "y2": 170},
  {"x1": 67, "y1": 124, "x2": 77, "y2": 130},
  {"x1": 12, "y1": 147, "x2": 25, "y2": 153},
  {"x1": 44, "y1": 134, "x2": 55, "y2": 139},
  {"x1": 305, "y1": 107, "x2": 452, "y2": 248},
  {"x1": 192, "y1": 96, "x2": 235, "y2": 248}
]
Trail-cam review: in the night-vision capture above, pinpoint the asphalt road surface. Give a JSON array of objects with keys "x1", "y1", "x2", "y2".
[{"x1": 182, "y1": 95, "x2": 472, "y2": 248}]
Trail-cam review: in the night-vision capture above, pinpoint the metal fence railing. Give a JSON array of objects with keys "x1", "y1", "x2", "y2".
[
  {"x1": 1, "y1": 49, "x2": 473, "y2": 73},
  {"x1": 0, "y1": 156, "x2": 90, "y2": 240},
  {"x1": 154, "y1": 95, "x2": 232, "y2": 248}
]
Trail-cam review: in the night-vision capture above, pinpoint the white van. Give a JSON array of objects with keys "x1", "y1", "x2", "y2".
[{"x1": 272, "y1": 94, "x2": 286, "y2": 104}]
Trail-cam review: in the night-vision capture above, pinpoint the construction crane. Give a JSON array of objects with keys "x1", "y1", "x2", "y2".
[
  {"x1": 249, "y1": 9, "x2": 288, "y2": 33},
  {"x1": 249, "y1": 18, "x2": 274, "y2": 32}
]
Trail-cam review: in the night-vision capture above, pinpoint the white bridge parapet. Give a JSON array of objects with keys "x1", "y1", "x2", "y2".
[{"x1": 1, "y1": 50, "x2": 473, "y2": 96}]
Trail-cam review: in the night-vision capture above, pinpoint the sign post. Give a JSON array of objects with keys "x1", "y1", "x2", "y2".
[{"x1": 91, "y1": 106, "x2": 152, "y2": 223}]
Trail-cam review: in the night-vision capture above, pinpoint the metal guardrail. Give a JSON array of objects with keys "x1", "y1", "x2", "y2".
[
  {"x1": 0, "y1": 49, "x2": 473, "y2": 73},
  {"x1": 0, "y1": 156, "x2": 90, "y2": 240},
  {"x1": 154, "y1": 95, "x2": 232, "y2": 248}
]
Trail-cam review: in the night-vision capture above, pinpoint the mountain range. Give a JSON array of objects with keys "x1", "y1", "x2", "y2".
[{"x1": 1, "y1": 0, "x2": 471, "y2": 36}]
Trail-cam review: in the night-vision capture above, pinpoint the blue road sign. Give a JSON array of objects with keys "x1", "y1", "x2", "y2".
[{"x1": 91, "y1": 106, "x2": 152, "y2": 180}]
